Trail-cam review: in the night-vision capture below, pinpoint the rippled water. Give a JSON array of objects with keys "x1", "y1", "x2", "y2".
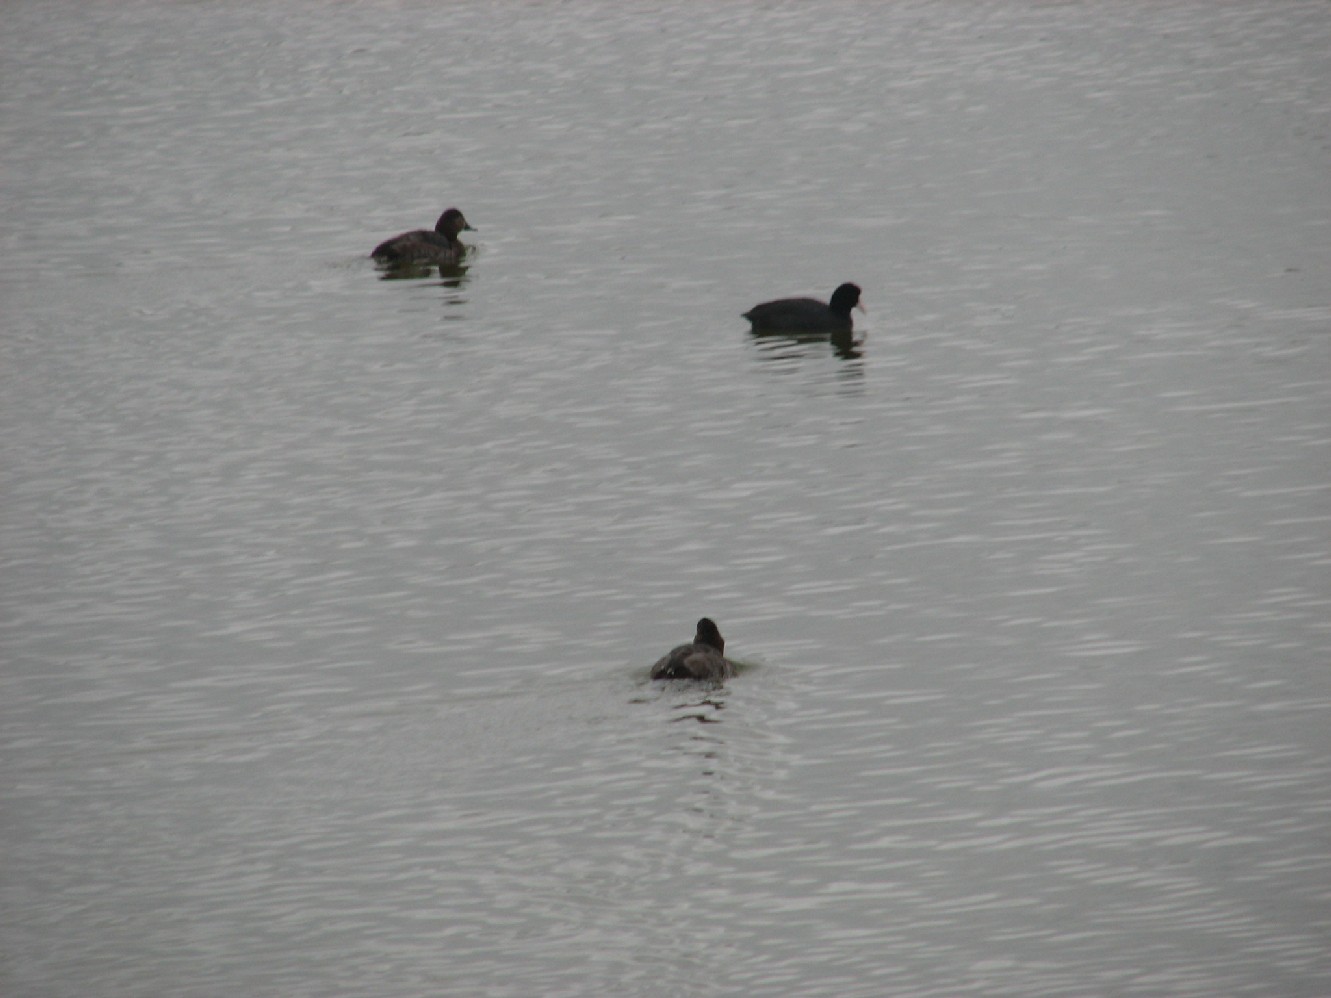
[{"x1": 3, "y1": 1, "x2": 1330, "y2": 995}]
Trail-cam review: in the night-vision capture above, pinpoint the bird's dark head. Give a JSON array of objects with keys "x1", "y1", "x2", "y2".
[
  {"x1": 829, "y1": 283, "x2": 864, "y2": 315},
  {"x1": 435, "y1": 208, "x2": 476, "y2": 236},
  {"x1": 695, "y1": 617, "x2": 725, "y2": 654}
]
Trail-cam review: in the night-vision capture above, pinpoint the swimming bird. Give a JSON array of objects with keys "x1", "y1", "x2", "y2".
[
  {"x1": 742, "y1": 282, "x2": 864, "y2": 334},
  {"x1": 650, "y1": 618, "x2": 735, "y2": 682},
  {"x1": 371, "y1": 208, "x2": 475, "y2": 266}
]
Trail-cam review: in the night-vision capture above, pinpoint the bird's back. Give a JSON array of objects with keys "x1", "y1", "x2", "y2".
[
  {"x1": 371, "y1": 229, "x2": 461, "y2": 264},
  {"x1": 743, "y1": 297, "x2": 849, "y2": 333},
  {"x1": 650, "y1": 642, "x2": 733, "y2": 682}
]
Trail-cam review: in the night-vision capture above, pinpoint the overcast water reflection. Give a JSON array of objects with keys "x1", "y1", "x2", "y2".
[{"x1": 3, "y1": 1, "x2": 1329, "y2": 995}]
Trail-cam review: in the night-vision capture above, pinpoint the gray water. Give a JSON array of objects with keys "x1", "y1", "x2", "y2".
[{"x1": 3, "y1": 1, "x2": 1330, "y2": 995}]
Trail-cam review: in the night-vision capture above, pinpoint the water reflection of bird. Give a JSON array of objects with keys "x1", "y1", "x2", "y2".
[
  {"x1": 650, "y1": 618, "x2": 735, "y2": 682},
  {"x1": 743, "y1": 282, "x2": 864, "y2": 334},
  {"x1": 371, "y1": 208, "x2": 475, "y2": 266}
]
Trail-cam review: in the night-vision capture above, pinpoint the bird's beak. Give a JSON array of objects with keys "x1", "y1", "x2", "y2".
[{"x1": 855, "y1": 301, "x2": 867, "y2": 314}]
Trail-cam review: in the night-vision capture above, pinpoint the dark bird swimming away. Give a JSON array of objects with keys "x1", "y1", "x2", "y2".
[
  {"x1": 650, "y1": 618, "x2": 735, "y2": 682},
  {"x1": 371, "y1": 208, "x2": 475, "y2": 266},
  {"x1": 742, "y1": 282, "x2": 864, "y2": 334}
]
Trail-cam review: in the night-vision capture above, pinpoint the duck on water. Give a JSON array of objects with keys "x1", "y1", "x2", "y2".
[
  {"x1": 650, "y1": 618, "x2": 735, "y2": 682},
  {"x1": 743, "y1": 282, "x2": 864, "y2": 334},
  {"x1": 371, "y1": 208, "x2": 475, "y2": 267}
]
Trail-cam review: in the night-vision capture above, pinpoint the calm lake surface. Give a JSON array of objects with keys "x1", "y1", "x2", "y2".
[{"x1": 3, "y1": 1, "x2": 1329, "y2": 995}]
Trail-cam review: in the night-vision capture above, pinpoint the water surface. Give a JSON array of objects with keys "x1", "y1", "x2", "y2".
[{"x1": 3, "y1": 1, "x2": 1329, "y2": 995}]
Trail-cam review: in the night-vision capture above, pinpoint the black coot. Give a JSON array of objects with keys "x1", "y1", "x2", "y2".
[
  {"x1": 743, "y1": 282, "x2": 864, "y2": 333},
  {"x1": 371, "y1": 208, "x2": 475, "y2": 266},
  {"x1": 650, "y1": 618, "x2": 734, "y2": 682}
]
